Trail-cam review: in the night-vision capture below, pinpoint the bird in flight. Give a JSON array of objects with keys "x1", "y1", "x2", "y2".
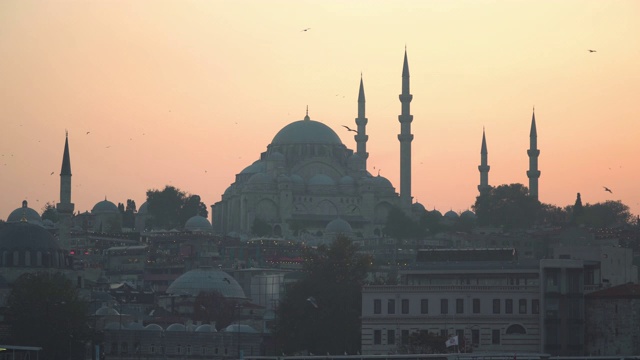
[
  {"x1": 50, "y1": 172, "x2": 54, "y2": 175},
  {"x1": 301, "y1": 28, "x2": 311, "y2": 32},
  {"x1": 342, "y1": 125, "x2": 358, "y2": 133},
  {"x1": 603, "y1": 186, "x2": 613, "y2": 193},
  {"x1": 588, "y1": 49, "x2": 597, "y2": 53},
  {"x1": 86, "y1": 131, "x2": 90, "y2": 134},
  {"x1": 306, "y1": 296, "x2": 318, "y2": 308}
]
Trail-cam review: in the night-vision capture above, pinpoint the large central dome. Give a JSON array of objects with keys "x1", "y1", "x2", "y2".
[{"x1": 271, "y1": 117, "x2": 343, "y2": 146}]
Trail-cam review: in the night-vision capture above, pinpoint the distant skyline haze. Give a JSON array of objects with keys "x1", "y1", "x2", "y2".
[{"x1": 1, "y1": 1, "x2": 639, "y2": 220}]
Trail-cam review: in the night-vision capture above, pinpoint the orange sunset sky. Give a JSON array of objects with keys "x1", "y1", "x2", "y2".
[{"x1": 1, "y1": 1, "x2": 639, "y2": 221}]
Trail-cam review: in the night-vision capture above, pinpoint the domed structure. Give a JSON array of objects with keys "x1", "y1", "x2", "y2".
[
  {"x1": 137, "y1": 202, "x2": 148, "y2": 215},
  {"x1": 271, "y1": 118, "x2": 343, "y2": 146},
  {"x1": 166, "y1": 267, "x2": 246, "y2": 299},
  {"x1": 7, "y1": 200, "x2": 42, "y2": 225},
  {"x1": 0, "y1": 221, "x2": 67, "y2": 270},
  {"x1": 325, "y1": 218, "x2": 353, "y2": 235},
  {"x1": 195, "y1": 324, "x2": 217, "y2": 332},
  {"x1": 444, "y1": 210, "x2": 459, "y2": 219},
  {"x1": 91, "y1": 198, "x2": 122, "y2": 233},
  {"x1": 184, "y1": 215, "x2": 213, "y2": 233},
  {"x1": 211, "y1": 107, "x2": 400, "y2": 238},
  {"x1": 461, "y1": 210, "x2": 476, "y2": 219},
  {"x1": 95, "y1": 306, "x2": 120, "y2": 316},
  {"x1": 224, "y1": 324, "x2": 258, "y2": 333},
  {"x1": 144, "y1": 324, "x2": 163, "y2": 331},
  {"x1": 126, "y1": 322, "x2": 145, "y2": 330},
  {"x1": 92, "y1": 199, "x2": 119, "y2": 214},
  {"x1": 166, "y1": 323, "x2": 187, "y2": 331}
]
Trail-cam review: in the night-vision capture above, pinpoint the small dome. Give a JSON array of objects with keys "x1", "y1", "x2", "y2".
[
  {"x1": 144, "y1": 324, "x2": 163, "y2": 331},
  {"x1": 277, "y1": 174, "x2": 291, "y2": 183},
  {"x1": 224, "y1": 324, "x2": 258, "y2": 333},
  {"x1": 240, "y1": 160, "x2": 265, "y2": 174},
  {"x1": 92, "y1": 199, "x2": 119, "y2": 214},
  {"x1": 271, "y1": 118, "x2": 343, "y2": 146},
  {"x1": 138, "y1": 202, "x2": 148, "y2": 215},
  {"x1": 7, "y1": 200, "x2": 42, "y2": 224},
  {"x1": 308, "y1": 174, "x2": 336, "y2": 186},
  {"x1": 268, "y1": 151, "x2": 285, "y2": 162},
  {"x1": 444, "y1": 210, "x2": 459, "y2": 219},
  {"x1": 195, "y1": 324, "x2": 217, "y2": 332},
  {"x1": 325, "y1": 218, "x2": 352, "y2": 234},
  {"x1": 247, "y1": 172, "x2": 274, "y2": 185},
  {"x1": 166, "y1": 268, "x2": 246, "y2": 299},
  {"x1": 223, "y1": 185, "x2": 235, "y2": 196},
  {"x1": 412, "y1": 202, "x2": 426, "y2": 213},
  {"x1": 290, "y1": 174, "x2": 304, "y2": 186},
  {"x1": 166, "y1": 323, "x2": 187, "y2": 331},
  {"x1": 430, "y1": 209, "x2": 443, "y2": 217},
  {"x1": 184, "y1": 215, "x2": 213, "y2": 233},
  {"x1": 374, "y1": 176, "x2": 394, "y2": 189},
  {"x1": 461, "y1": 210, "x2": 476, "y2": 219},
  {"x1": 95, "y1": 306, "x2": 120, "y2": 316}
]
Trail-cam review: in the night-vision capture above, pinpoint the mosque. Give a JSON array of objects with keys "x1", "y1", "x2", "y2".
[{"x1": 210, "y1": 51, "x2": 542, "y2": 240}]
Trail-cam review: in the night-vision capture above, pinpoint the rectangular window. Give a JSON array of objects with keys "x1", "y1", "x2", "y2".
[
  {"x1": 473, "y1": 298, "x2": 480, "y2": 314},
  {"x1": 374, "y1": 330, "x2": 381, "y2": 345},
  {"x1": 441, "y1": 299, "x2": 449, "y2": 314},
  {"x1": 505, "y1": 299, "x2": 513, "y2": 314},
  {"x1": 493, "y1": 299, "x2": 500, "y2": 314},
  {"x1": 388, "y1": 299, "x2": 396, "y2": 314},
  {"x1": 519, "y1": 299, "x2": 527, "y2": 314},
  {"x1": 374, "y1": 299, "x2": 381, "y2": 314},
  {"x1": 532, "y1": 299, "x2": 540, "y2": 314},
  {"x1": 421, "y1": 299, "x2": 429, "y2": 314},
  {"x1": 456, "y1": 299, "x2": 464, "y2": 314},
  {"x1": 401, "y1": 299, "x2": 409, "y2": 314},
  {"x1": 387, "y1": 330, "x2": 395, "y2": 345},
  {"x1": 401, "y1": 330, "x2": 409, "y2": 345},
  {"x1": 472, "y1": 329, "x2": 480, "y2": 345},
  {"x1": 492, "y1": 329, "x2": 500, "y2": 344}
]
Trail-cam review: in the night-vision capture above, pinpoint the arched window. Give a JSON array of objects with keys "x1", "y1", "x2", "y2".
[
  {"x1": 36, "y1": 251, "x2": 42, "y2": 266},
  {"x1": 505, "y1": 324, "x2": 527, "y2": 334},
  {"x1": 13, "y1": 251, "x2": 19, "y2": 266},
  {"x1": 25, "y1": 251, "x2": 31, "y2": 266}
]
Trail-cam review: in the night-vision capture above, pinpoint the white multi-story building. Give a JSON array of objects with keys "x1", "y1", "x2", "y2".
[{"x1": 361, "y1": 248, "x2": 602, "y2": 356}]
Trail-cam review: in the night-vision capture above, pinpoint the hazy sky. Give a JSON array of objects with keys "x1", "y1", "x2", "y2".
[{"x1": 1, "y1": 1, "x2": 639, "y2": 221}]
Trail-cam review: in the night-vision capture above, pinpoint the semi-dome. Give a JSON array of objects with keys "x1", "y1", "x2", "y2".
[
  {"x1": 373, "y1": 175, "x2": 394, "y2": 190},
  {"x1": 0, "y1": 221, "x2": 61, "y2": 252},
  {"x1": 126, "y1": 322, "x2": 145, "y2": 330},
  {"x1": 144, "y1": 324, "x2": 163, "y2": 331},
  {"x1": 195, "y1": 324, "x2": 217, "y2": 332},
  {"x1": 338, "y1": 175, "x2": 355, "y2": 186},
  {"x1": 247, "y1": 172, "x2": 274, "y2": 185},
  {"x1": 92, "y1": 199, "x2": 119, "y2": 213},
  {"x1": 184, "y1": 215, "x2": 213, "y2": 233},
  {"x1": 290, "y1": 174, "x2": 304, "y2": 186},
  {"x1": 166, "y1": 323, "x2": 187, "y2": 331},
  {"x1": 224, "y1": 324, "x2": 258, "y2": 333},
  {"x1": 166, "y1": 268, "x2": 246, "y2": 299},
  {"x1": 268, "y1": 151, "x2": 285, "y2": 162},
  {"x1": 271, "y1": 118, "x2": 343, "y2": 146},
  {"x1": 138, "y1": 202, "x2": 148, "y2": 215},
  {"x1": 95, "y1": 306, "x2": 120, "y2": 316},
  {"x1": 7, "y1": 200, "x2": 42, "y2": 225},
  {"x1": 240, "y1": 160, "x2": 266, "y2": 174},
  {"x1": 325, "y1": 218, "x2": 352, "y2": 234}
]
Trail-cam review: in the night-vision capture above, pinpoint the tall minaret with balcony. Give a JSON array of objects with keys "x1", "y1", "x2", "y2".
[
  {"x1": 478, "y1": 128, "x2": 490, "y2": 194},
  {"x1": 355, "y1": 74, "x2": 369, "y2": 169},
  {"x1": 398, "y1": 49, "x2": 414, "y2": 209},
  {"x1": 527, "y1": 109, "x2": 541, "y2": 200},
  {"x1": 56, "y1": 131, "x2": 75, "y2": 250}
]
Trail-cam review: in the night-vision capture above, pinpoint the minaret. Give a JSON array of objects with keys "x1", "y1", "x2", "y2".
[
  {"x1": 527, "y1": 109, "x2": 541, "y2": 200},
  {"x1": 355, "y1": 74, "x2": 369, "y2": 169},
  {"x1": 56, "y1": 131, "x2": 74, "y2": 250},
  {"x1": 398, "y1": 49, "x2": 414, "y2": 209},
  {"x1": 478, "y1": 128, "x2": 490, "y2": 194}
]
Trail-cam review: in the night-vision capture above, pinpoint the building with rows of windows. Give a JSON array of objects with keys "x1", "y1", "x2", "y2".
[{"x1": 360, "y1": 248, "x2": 615, "y2": 356}]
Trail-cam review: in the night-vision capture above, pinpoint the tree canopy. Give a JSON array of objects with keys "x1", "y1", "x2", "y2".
[
  {"x1": 41, "y1": 202, "x2": 59, "y2": 223},
  {"x1": 472, "y1": 183, "x2": 541, "y2": 228},
  {"x1": 5, "y1": 272, "x2": 90, "y2": 360},
  {"x1": 146, "y1": 186, "x2": 208, "y2": 230},
  {"x1": 274, "y1": 235, "x2": 373, "y2": 355}
]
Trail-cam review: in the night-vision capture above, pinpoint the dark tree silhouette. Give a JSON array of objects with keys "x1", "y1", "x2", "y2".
[
  {"x1": 251, "y1": 217, "x2": 273, "y2": 237},
  {"x1": 192, "y1": 291, "x2": 238, "y2": 330},
  {"x1": 146, "y1": 186, "x2": 208, "y2": 230},
  {"x1": 274, "y1": 235, "x2": 372, "y2": 355},
  {"x1": 579, "y1": 200, "x2": 633, "y2": 228},
  {"x1": 472, "y1": 183, "x2": 541, "y2": 228},
  {"x1": 41, "y1": 202, "x2": 59, "y2": 223},
  {"x1": 5, "y1": 272, "x2": 90, "y2": 360}
]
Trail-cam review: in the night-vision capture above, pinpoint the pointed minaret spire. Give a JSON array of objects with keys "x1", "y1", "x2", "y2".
[
  {"x1": 398, "y1": 48, "x2": 414, "y2": 209},
  {"x1": 478, "y1": 127, "x2": 490, "y2": 194},
  {"x1": 527, "y1": 108, "x2": 541, "y2": 200},
  {"x1": 355, "y1": 73, "x2": 369, "y2": 168},
  {"x1": 56, "y1": 131, "x2": 74, "y2": 250}
]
